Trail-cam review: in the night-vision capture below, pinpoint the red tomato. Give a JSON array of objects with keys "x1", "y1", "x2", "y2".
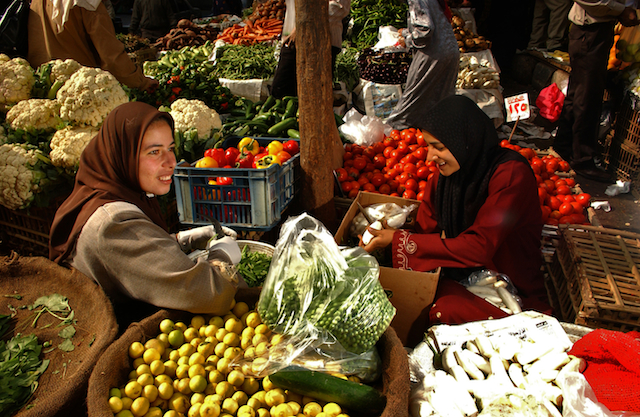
[
  {"x1": 372, "y1": 141, "x2": 385, "y2": 154},
  {"x1": 343, "y1": 151, "x2": 353, "y2": 161},
  {"x1": 341, "y1": 181, "x2": 354, "y2": 193},
  {"x1": 350, "y1": 181, "x2": 361, "y2": 192},
  {"x1": 386, "y1": 157, "x2": 398, "y2": 168},
  {"x1": 558, "y1": 216, "x2": 573, "y2": 224},
  {"x1": 371, "y1": 173, "x2": 385, "y2": 187},
  {"x1": 427, "y1": 172, "x2": 435, "y2": 181},
  {"x1": 547, "y1": 196, "x2": 562, "y2": 210},
  {"x1": 418, "y1": 180, "x2": 429, "y2": 190},
  {"x1": 530, "y1": 158, "x2": 544, "y2": 175},
  {"x1": 405, "y1": 178, "x2": 418, "y2": 192},
  {"x1": 389, "y1": 129, "x2": 401, "y2": 141},
  {"x1": 357, "y1": 176, "x2": 369, "y2": 186},
  {"x1": 417, "y1": 190, "x2": 426, "y2": 201},
  {"x1": 417, "y1": 165, "x2": 430, "y2": 179},
  {"x1": 390, "y1": 149, "x2": 403, "y2": 160},
  {"x1": 351, "y1": 144, "x2": 364, "y2": 155},
  {"x1": 347, "y1": 167, "x2": 359, "y2": 179},
  {"x1": 386, "y1": 168, "x2": 399, "y2": 179},
  {"x1": 404, "y1": 163, "x2": 417, "y2": 175},
  {"x1": 575, "y1": 193, "x2": 591, "y2": 207},
  {"x1": 413, "y1": 147, "x2": 428, "y2": 160},
  {"x1": 352, "y1": 157, "x2": 367, "y2": 171},
  {"x1": 558, "y1": 160, "x2": 571, "y2": 172},
  {"x1": 416, "y1": 130, "x2": 425, "y2": 146},
  {"x1": 335, "y1": 168, "x2": 348, "y2": 182},
  {"x1": 373, "y1": 154, "x2": 386, "y2": 169},
  {"x1": 398, "y1": 172, "x2": 413, "y2": 184},
  {"x1": 519, "y1": 148, "x2": 536, "y2": 160},
  {"x1": 542, "y1": 179, "x2": 555, "y2": 192},
  {"x1": 549, "y1": 210, "x2": 562, "y2": 220},
  {"x1": 387, "y1": 179, "x2": 399, "y2": 191},
  {"x1": 570, "y1": 202, "x2": 583, "y2": 213},
  {"x1": 545, "y1": 158, "x2": 559, "y2": 173},
  {"x1": 547, "y1": 218, "x2": 559, "y2": 225},
  {"x1": 378, "y1": 183, "x2": 391, "y2": 194},
  {"x1": 348, "y1": 189, "x2": 359, "y2": 199},
  {"x1": 403, "y1": 189, "x2": 417, "y2": 199},
  {"x1": 364, "y1": 163, "x2": 376, "y2": 172},
  {"x1": 549, "y1": 174, "x2": 560, "y2": 182},
  {"x1": 401, "y1": 154, "x2": 417, "y2": 165},
  {"x1": 554, "y1": 179, "x2": 568, "y2": 189},
  {"x1": 363, "y1": 183, "x2": 376, "y2": 192},
  {"x1": 559, "y1": 202, "x2": 574, "y2": 216},
  {"x1": 565, "y1": 177, "x2": 576, "y2": 187},
  {"x1": 538, "y1": 188, "x2": 548, "y2": 205},
  {"x1": 556, "y1": 185, "x2": 571, "y2": 195},
  {"x1": 396, "y1": 141, "x2": 410, "y2": 155},
  {"x1": 500, "y1": 140, "x2": 510, "y2": 148},
  {"x1": 363, "y1": 147, "x2": 376, "y2": 160},
  {"x1": 570, "y1": 213, "x2": 587, "y2": 224},
  {"x1": 563, "y1": 194, "x2": 575, "y2": 202}
]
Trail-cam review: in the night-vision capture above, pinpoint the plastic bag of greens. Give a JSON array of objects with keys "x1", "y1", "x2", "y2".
[{"x1": 257, "y1": 213, "x2": 396, "y2": 357}]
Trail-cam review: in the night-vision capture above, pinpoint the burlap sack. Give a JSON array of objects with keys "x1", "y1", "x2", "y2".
[
  {"x1": 88, "y1": 288, "x2": 410, "y2": 417},
  {"x1": 0, "y1": 254, "x2": 119, "y2": 417}
]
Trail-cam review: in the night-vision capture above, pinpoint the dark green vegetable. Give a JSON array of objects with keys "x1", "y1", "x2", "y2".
[
  {"x1": 269, "y1": 365, "x2": 386, "y2": 415},
  {"x1": 213, "y1": 43, "x2": 278, "y2": 80},
  {"x1": 236, "y1": 246, "x2": 272, "y2": 287},
  {"x1": 345, "y1": 0, "x2": 408, "y2": 50},
  {"x1": 267, "y1": 117, "x2": 297, "y2": 136},
  {"x1": 287, "y1": 129, "x2": 300, "y2": 139}
]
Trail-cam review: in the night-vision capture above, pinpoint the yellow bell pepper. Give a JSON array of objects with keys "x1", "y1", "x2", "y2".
[
  {"x1": 267, "y1": 140, "x2": 284, "y2": 155},
  {"x1": 255, "y1": 154, "x2": 282, "y2": 169},
  {"x1": 237, "y1": 137, "x2": 260, "y2": 155}
]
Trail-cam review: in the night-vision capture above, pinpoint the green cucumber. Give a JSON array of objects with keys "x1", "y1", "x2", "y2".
[
  {"x1": 267, "y1": 117, "x2": 297, "y2": 136},
  {"x1": 269, "y1": 365, "x2": 386, "y2": 414},
  {"x1": 287, "y1": 128, "x2": 300, "y2": 138}
]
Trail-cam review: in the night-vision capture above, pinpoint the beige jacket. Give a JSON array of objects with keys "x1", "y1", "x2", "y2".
[
  {"x1": 68, "y1": 201, "x2": 239, "y2": 315},
  {"x1": 28, "y1": 0, "x2": 148, "y2": 89}
]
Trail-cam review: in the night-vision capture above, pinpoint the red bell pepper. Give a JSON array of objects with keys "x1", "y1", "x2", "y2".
[
  {"x1": 235, "y1": 150, "x2": 255, "y2": 168},
  {"x1": 283, "y1": 140, "x2": 299, "y2": 155},
  {"x1": 224, "y1": 147, "x2": 240, "y2": 167},
  {"x1": 204, "y1": 144, "x2": 227, "y2": 168},
  {"x1": 216, "y1": 176, "x2": 233, "y2": 185},
  {"x1": 252, "y1": 152, "x2": 268, "y2": 168}
]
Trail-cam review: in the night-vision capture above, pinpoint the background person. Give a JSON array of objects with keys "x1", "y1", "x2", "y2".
[
  {"x1": 361, "y1": 95, "x2": 551, "y2": 325},
  {"x1": 553, "y1": 0, "x2": 639, "y2": 182},
  {"x1": 385, "y1": 0, "x2": 459, "y2": 130},
  {"x1": 129, "y1": 0, "x2": 177, "y2": 41},
  {"x1": 49, "y1": 102, "x2": 241, "y2": 327},
  {"x1": 527, "y1": 0, "x2": 572, "y2": 52},
  {"x1": 270, "y1": 0, "x2": 350, "y2": 99},
  {"x1": 28, "y1": 0, "x2": 158, "y2": 92}
]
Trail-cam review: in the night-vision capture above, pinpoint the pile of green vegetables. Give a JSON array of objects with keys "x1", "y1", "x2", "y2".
[
  {"x1": 334, "y1": 45, "x2": 360, "y2": 92},
  {"x1": 213, "y1": 44, "x2": 278, "y2": 80},
  {"x1": 236, "y1": 246, "x2": 272, "y2": 287},
  {"x1": 130, "y1": 42, "x2": 236, "y2": 113},
  {"x1": 345, "y1": 0, "x2": 408, "y2": 50}
]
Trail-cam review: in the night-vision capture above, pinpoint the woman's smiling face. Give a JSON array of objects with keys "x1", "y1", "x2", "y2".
[
  {"x1": 423, "y1": 129, "x2": 460, "y2": 176},
  {"x1": 138, "y1": 120, "x2": 176, "y2": 196}
]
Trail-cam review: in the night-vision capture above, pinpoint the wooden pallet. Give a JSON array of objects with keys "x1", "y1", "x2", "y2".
[{"x1": 554, "y1": 224, "x2": 640, "y2": 331}]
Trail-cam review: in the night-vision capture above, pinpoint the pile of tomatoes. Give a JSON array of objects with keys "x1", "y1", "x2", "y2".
[
  {"x1": 335, "y1": 128, "x2": 438, "y2": 200},
  {"x1": 499, "y1": 140, "x2": 591, "y2": 226}
]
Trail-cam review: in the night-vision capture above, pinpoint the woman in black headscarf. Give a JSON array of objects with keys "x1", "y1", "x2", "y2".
[
  {"x1": 49, "y1": 102, "x2": 240, "y2": 326},
  {"x1": 362, "y1": 95, "x2": 551, "y2": 325}
]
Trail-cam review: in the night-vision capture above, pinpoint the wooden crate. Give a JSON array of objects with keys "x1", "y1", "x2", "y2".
[{"x1": 554, "y1": 224, "x2": 640, "y2": 331}]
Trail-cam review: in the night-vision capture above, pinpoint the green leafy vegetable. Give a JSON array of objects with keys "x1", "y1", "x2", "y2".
[
  {"x1": 214, "y1": 44, "x2": 278, "y2": 80},
  {"x1": 236, "y1": 246, "x2": 272, "y2": 288},
  {"x1": 0, "y1": 333, "x2": 50, "y2": 416}
]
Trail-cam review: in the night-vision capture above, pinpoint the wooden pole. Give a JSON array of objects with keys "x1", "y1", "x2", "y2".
[
  {"x1": 508, "y1": 117, "x2": 520, "y2": 143},
  {"x1": 296, "y1": 0, "x2": 339, "y2": 231}
]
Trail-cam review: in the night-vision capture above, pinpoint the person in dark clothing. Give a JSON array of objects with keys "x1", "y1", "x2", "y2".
[
  {"x1": 212, "y1": 0, "x2": 243, "y2": 16},
  {"x1": 129, "y1": 0, "x2": 177, "y2": 41},
  {"x1": 553, "y1": 0, "x2": 638, "y2": 182}
]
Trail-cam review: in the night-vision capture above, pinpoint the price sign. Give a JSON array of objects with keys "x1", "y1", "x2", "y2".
[{"x1": 504, "y1": 93, "x2": 530, "y2": 122}]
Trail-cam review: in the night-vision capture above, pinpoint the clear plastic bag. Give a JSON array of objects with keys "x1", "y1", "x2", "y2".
[
  {"x1": 460, "y1": 269, "x2": 523, "y2": 315},
  {"x1": 253, "y1": 213, "x2": 395, "y2": 378},
  {"x1": 616, "y1": 25, "x2": 640, "y2": 63},
  {"x1": 348, "y1": 202, "x2": 418, "y2": 238}
]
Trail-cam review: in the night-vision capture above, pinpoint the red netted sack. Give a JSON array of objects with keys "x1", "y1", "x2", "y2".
[
  {"x1": 536, "y1": 83, "x2": 565, "y2": 123},
  {"x1": 569, "y1": 329, "x2": 640, "y2": 413}
]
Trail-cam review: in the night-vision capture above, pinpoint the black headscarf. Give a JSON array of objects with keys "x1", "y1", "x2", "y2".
[
  {"x1": 416, "y1": 95, "x2": 529, "y2": 239},
  {"x1": 49, "y1": 102, "x2": 175, "y2": 264}
]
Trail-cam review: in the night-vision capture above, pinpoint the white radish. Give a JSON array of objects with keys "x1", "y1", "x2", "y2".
[
  {"x1": 514, "y1": 342, "x2": 554, "y2": 365},
  {"x1": 455, "y1": 349, "x2": 485, "y2": 380},
  {"x1": 508, "y1": 362, "x2": 526, "y2": 388}
]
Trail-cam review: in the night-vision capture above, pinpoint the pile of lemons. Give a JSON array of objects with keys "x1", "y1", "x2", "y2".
[{"x1": 107, "y1": 299, "x2": 351, "y2": 417}]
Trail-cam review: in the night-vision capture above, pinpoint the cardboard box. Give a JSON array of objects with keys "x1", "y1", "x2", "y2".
[{"x1": 334, "y1": 191, "x2": 440, "y2": 348}]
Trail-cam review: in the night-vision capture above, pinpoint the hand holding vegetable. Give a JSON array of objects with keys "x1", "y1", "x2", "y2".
[
  {"x1": 359, "y1": 226, "x2": 395, "y2": 253},
  {"x1": 176, "y1": 225, "x2": 237, "y2": 251}
]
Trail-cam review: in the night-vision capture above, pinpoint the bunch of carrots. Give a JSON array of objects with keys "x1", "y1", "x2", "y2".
[{"x1": 216, "y1": 18, "x2": 283, "y2": 45}]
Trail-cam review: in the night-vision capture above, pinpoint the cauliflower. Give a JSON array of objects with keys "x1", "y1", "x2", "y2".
[
  {"x1": 170, "y1": 98, "x2": 222, "y2": 140},
  {"x1": 0, "y1": 57, "x2": 35, "y2": 111},
  {"x1": 49, "y1": 125, "x2": 99, "y2": 169},
  {"x1": 49, "y1": 59, "x2": 82, "y2": 85},
  {"x1": 5, "y1": 99, "x2": 62, "y2": 131},
  {"x1": 0, "y1": 125, "x2": 6, "y2": 144},
  {"x1": 57, "y1": 67, "x2": 129, "y2": 127},
  {"x1": 0, "y1": 143, "x2": 43, "y2": 209},
  {"x1": 0, "y1": 54, "x2": 9, "y2": 64}
]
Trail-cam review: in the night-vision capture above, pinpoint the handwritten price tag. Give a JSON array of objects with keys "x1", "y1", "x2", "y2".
[{"x1": 504, "y1": 93, "x2": 530, "y2": 122}]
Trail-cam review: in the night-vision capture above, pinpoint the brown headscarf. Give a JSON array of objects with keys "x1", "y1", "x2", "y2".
[{"x1": 49, "y1": 101, "x2": 175, "y2": 264}]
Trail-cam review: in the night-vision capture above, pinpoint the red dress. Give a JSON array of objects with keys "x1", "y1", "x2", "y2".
[{"x1": 391, "y1": 159, "x2": 552, "y2": 325}]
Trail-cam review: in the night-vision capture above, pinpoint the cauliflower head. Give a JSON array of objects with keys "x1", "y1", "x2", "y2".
[
  {"x1": 0, "y1": 54, "x2": 9, "y2": 64},
  {"x1": 0, "y1": 125, "x2": 6, "y2": 144},
  {"x1": 0, "y1": 143, "x2": 40, "y2": 210},
  {"x1": 57, "y1": 67, "x2": 129, "y2": 127},
  {"x1": 170, "y1": 98, "x2": 222, "y2": 140},
  {"x1": 0, "y1": 57, "x2": 35, "y2": 111},
  {"x1": 50, "y1": 125, "x2": 99, "y2": 169},
  {"x1": 6, "y1": 99, "x2": 62, "y2": 131},
  {"x1": 49, "y1": 59, "x2": 83, "y2": 85}
]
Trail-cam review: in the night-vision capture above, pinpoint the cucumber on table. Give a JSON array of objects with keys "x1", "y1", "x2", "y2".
[{"x1": 269, "y1": 365, "x2": 386, "y2": 415}]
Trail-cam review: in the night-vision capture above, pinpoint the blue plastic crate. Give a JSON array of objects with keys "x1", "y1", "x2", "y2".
[{"x1": 173, "y1": 137, "x2": 300, "y2": 231}]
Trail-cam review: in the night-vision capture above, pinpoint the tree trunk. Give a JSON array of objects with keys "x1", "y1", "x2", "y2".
[{"x1": 296, "y1": 0, "x2": 339, "y2": 231}]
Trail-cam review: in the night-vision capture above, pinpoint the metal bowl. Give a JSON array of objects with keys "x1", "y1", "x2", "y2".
[{"x1": 237, "y1": 240, "x2": 275, "y2": 256}]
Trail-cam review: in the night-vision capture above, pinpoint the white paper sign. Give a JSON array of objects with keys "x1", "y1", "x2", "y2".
[{"x1": 504, "y1": 93, "x2": 530, "y2": 122}]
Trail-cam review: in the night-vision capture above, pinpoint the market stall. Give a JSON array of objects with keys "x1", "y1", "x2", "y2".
[{"x1": 2, "y1": 0, "x2": 640, "y2": 416}]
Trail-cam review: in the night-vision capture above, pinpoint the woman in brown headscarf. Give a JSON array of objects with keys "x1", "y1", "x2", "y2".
[{"x1": 49, "y1": 102, "x2": 240, "y2": 325}]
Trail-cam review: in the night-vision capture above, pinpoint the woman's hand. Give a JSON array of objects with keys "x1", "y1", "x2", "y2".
[{"x1": 359, "y1": 227, "x2": 395, "y2": 253}]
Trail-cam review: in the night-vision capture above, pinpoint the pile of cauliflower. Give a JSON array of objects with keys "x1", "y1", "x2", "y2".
[
  {"x1": 170, "y1": 98, "x2": 222, "y2": 141},
  {"x1": 0, "y1": 56, "x2": 131, "y2": 210},
  {"x1": 0, "y1": 144, "x2": 44, "y2": 210}
]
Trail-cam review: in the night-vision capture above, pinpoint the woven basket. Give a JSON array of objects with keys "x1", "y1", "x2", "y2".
[
  {"x1": 88, "y1": 288, "x2": 410, "y2": 417},
  {"x1": 553, "y1": 224, "x2": 640, "y2": 331},
  {"x1": 0, "y1": 255, "x2": 118, "y2": 417}
]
